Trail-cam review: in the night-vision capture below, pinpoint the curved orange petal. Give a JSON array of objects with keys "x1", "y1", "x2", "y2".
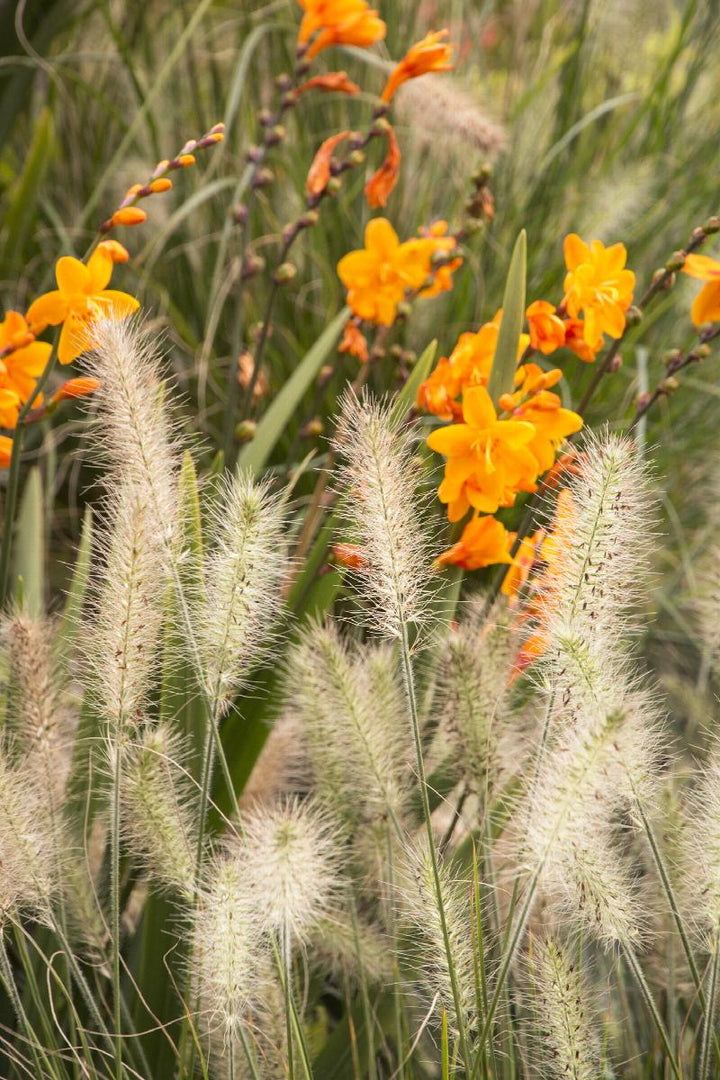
[
  {"x1": 462, "y1": 385, "x2": 496, "y2": 429},
  {"x1": 427, "y1": 424, "x2": 475, "y2": 457},
  {"x1": 97, "y1": 290, "x2": 140, "y2": 318},
  {"x1": 691, "y1": 279, "x2": 720, "y2": 326},
  {"x1": 57, "y1": 315, "x2": 89, "y2": 365},
  {"x1": 26, "y1": 291, "x2": 67, "y2": 329},
  {"x1": 55, "y1": 256, "x2": 91, "y2": 296},
  {"x1": 364, "y1": 217, "x2": 399, "y2": 258},
  {"x1": 683, "y1": 253, "x2": 720, "y2": 281},
  {"x1": 87, "y1": 246, "x2": 114, "y2": 292},
  {"x1": 563, "y1": 233, "x2": 588, "y2": 272}
]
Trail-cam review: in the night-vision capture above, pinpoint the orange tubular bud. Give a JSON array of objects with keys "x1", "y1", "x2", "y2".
[
  {"x1": 365, "y1": 125, "x2": 401, "y2": 208},
  {"x1": 330, "y1": 543, "x2": 366, "y2": 570},
  {"x1": 149, "y1": 177, "x2": 173, "y2": 193},
  {"x1": 52, "y1": 377, "x2": 101, "y2": 404},
  {"x1": 97, "y1": 239, "x2": 130, "y2": 263},
  {"x1": 111, "y1": 207, "x2": 148, "y2": 227},
  {"x1": 297, "y1": 72, "x2": 361, "y2": 96},
  {"x1": 306, "y1": 130, "x2": 350, "y2": 197},
  {"x1": 177, "y1": 153, "x2": 196, "y2": 167},
  {"x1": 381, "y1": 29, "x2": 453, "y2": 103},
  {"x1": 338, "y1": 319, "x2": 369, "y2": 363},
  {"x1": 125, "y1": 183, "x2": 143, "y2": 198}
]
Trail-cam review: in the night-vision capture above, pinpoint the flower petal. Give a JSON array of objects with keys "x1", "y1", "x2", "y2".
[
  {"x1": 55, "y1": 256, "x2": 91, "y2": 296},
  {"x1": 26, "y1": 291, "x2": 67, "y2": 329}
]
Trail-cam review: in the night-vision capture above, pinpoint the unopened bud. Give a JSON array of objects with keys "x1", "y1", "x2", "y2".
[
  {"x1": 282, "y1": 90, "x2": 298, "y2": 108},
  {"x1": 663, "y1": 348, "x2": 682, "y2": 367},
  {"x1": 473, "y1": 165, "x2": 492, "y2": 185},
  {"x1": 266, "y1": 124, "x2": 285, "y2": 145},
  {"x1": 371, "y1": 116, "x2": 391, "y2": 136},
  {"x1": 300, "y1": 417, "x2": 323, "y2": 438},
  {"x1": 232, "y1": 202, "x2": 249, "y2": 225},
  {"x1": 241, "y1": 253, "x2": 265, "y2": 279},
  {"x1": 663, "y1": 272, "x2": 676, "y2": 290},
  {"x1": 661, "y1": 376, "x2": 679, "y2": 393},
  {"x1": 325, "y1": 177, "x2": 342, "y2": 194},
  {"x1": 625, "y1": 305, "x2": 642, "y2": 326},
  {"x1": 396, "y1": 301, "x2": 412, "y2": 320},
  {"x1": 608, "y1": 355, "x2": 622, "y2": 373},
  {"x1": 402, "y1": 349, "x2": 417, "y2": 367},
  {"x1": 275, "y1": 73, "x2": 292, "y2": 91},
  {"x1": 703, "y1": 216, "x2": 720, "y2": 234},
  {"x1": 635, "y1": 392, "x2": 650, "y2": 410},
  {"x1": 318, "y1": 364, "x2": 334, "y2": 388},
  {"x1": 348, "y1": 149, "x2": 365, "y2": 167},
  {"x1": 666, "y1": 251, "x2": 686, "y2": 272},
  {"x1": 252, "y1": 166, "x2": 274, "y2": 189},
  {"x1": 247, "y1": 145, "x2": 263, "y2": 163},
  {"x1": 389, "y1": 344, "x2": 403, "y2": 359},
  {"x1": 463, "y1": 217, "x2": 483, "y2": 235},
  {"x1": 695, "y1": 343, "x2": 712, "y2": 358},
  {"x1": 273, "y1": 262, "x2": 297, "y2": 284},
  {"x1": 298, "y1": 209, "x2": 320, "y2": 228},
  {"x1": 235, "y1": 419, "x2": 257, "y2": 443},
  {"x1": 652, "y1": 268, "x2": 667, "y2": 285},
  {"x1": 257, "y1": 108, "x2": 273, "y2": 127},
  {"x1": 691, "y1": 227, "x2": 706, "y2": 245},
  {"x1": 177, "y1": 153, "x2": 196, "y2": 167}
]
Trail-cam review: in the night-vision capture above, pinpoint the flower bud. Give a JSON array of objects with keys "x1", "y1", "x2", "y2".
[
  {"x1": 396, "y1": 301, "x2": 412, "y2": 320},
  {"x1": 389, "y1": 344, "x2": 403, "y2": 359},
  {"x1": 662, "y1": 348, "x2": 682, "y2": 368},
  {"x1": 149, "y1": 177, "x2": 173, "y2": 193},
  {"x1": 298, "y1": 209, "x2": 320, "y2": 228},
  {"x1": 608, "y1": 355, "x2": 622, "y2": 373},
  {"x1": 473, "y1": 165, "x2": 492, "y2": 185},
  {"x1": 625, "y1": 305, "x2": 642, "y2": 326},
  {"x1": 371, "y1": 116, "x2": 391, "y2": 136},
  {"x1": 273, "y1": 262, "x2": 297, "y2": 285},
  {"x1": 235, "y1": 419, "x2": 257, "y2": 443},
  {"x1": 177, "y1": 153, "x2": 196, "y2": 167},
  {"x1": 661, "y1": 376, "x2": 679, "y2": 393},
  {"x1": 317, "y1": 364, "x2": 334, "y2": 388},
  {"x1": 703, "y1": 216, "x2": 720, "y2": 234},
  {"x1": 635, "y1": 391, "x2": 650, "y2": 410},
  {"x1": 275, "y1": 73, "x2": 292, "y2": 91},
  {"x1": 282, "y1": 90, "x2": 299, "y2": 108},
  {"x1": 232, "y1": 203, "x2": 249, "y2": 225},
  {"x1": 300, "y1": 417, "x2": 323, "y2": 438},
  {"x1": 325, "y1": 177, "x2": 342, "y2": 194},
  {"x1": 651, "y1": 268, "x2": 667, "y2": 286},
  {"x1": 252, "y1": 166, "x2": 275, "y2": 189},
  {"x1": 665, "y1": 251, "x2": 686, "y2": 272},
  {"x1": 348, "y1": 149, "x2": 365, "y2": 166},
  {"x1": 663, "y1": 271, "x2": 676, "y2": 290},
  {"x1": 402, "y1": 349, "x2": 417, "y2": 367},
  {"x1": 247, "y1": 145, "x2": 263, "y2": 163},
  {"x1": 111, "y1": 207, "x2": 147, "y2": 227},
  {"x1": 241, "y1": 253, "x2": 265, "y2": 280},
  {"x1": 695, "y1": 343, "x2": 712, "y2": 359},
  {"x1": 266, "y1": 125, "x2": 285, "y2": 146},
  {"x1": 257, "y1": 108, "x2": 273, "y2": 127}
]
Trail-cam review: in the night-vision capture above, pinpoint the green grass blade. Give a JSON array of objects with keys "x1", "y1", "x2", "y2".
[{"x1": 487, "y1": 230, "x2": 527, "y2": 406}]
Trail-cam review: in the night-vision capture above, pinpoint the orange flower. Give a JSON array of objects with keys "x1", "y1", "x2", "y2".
[
  {"x1": 0, "y1": 435, "x2": 13, "y2": 467},
  {"x1": 501, "y1": 530, "x2": 543, "y2": 599},
  {"x1": 427, "y1": 384, "x2": 539, "y2": 522},
  {"x1": 526, "y1": 300, "x2": 566, "y2": 355},
  {"x1": 111, "y1": 207, "x2": 147, "y2": 227},
  {"x1": 330, "y1": 542, "x2": 366, "y2": 569},
  {"x1": 562, "y1": 317, "x2": 603, "y2": 362},
  {"x1": 500, "y1": 363, "x2": 583, "y2": 474},
  {"x1": 562, "y1": 234, "x2": 635, "y2": 345},
  {"x1": 418, "y1": 221, "x2": 462, "y2": 299},
  {"x1": 97, "y1": 239, "x2": 130, "y2": 263},
  {"x1": 0, "y1": 311, "x2": 52, "y2": 417},
  {"x1": 338, "y1": 318, "x2": 369, "y2": 363},
  {"x1": 51, "y1": 376, "x2": 101, "y2": 404},
  {"x1": 417, "y1": 311, "x2": 529, "y2": 421},
  {"x1": 337, "y1": 218, "x2": 436, "y2": 326},
  {"x1": 381, "y1": 29, "x2": 453, "y2": 103},
  {"x1": 365, "y1": 126, "x2": 401, "y2": 208},
  {"x1": 298, "y1": 0, "x2": 386, "y2": 60},
  {"x1": 297, "y1": 71, "x2": 361, "y2": 95},
  {"x1": 306, "y1": 130, "x2": 350, "y2": 196},
  {"x1": 437, "y1": 513, "x2": 513, "y2": 571},
  {"x1": 0, "y1": 389, "x2": 21, "y2": 429},
  {"x1": 25, "y1": 249, "x2": 140, "y2": 365},
  {"x1": 682, "y1": 253, "x2": 720, "y2": 326}
]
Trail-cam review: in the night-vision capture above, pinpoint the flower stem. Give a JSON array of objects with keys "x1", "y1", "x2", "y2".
[
  {"x1": 699, "y1": 930, "x2": 720, "y2": 1080},
  {"x1": 623, "y1": 945, "x2": 681, "y2": 1080}
]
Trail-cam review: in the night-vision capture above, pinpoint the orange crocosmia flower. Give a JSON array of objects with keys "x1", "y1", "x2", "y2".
[
  {"x1": 681, "y1": 253, "x2": 720, "y2": 326},
  {"x1": 526, "y1": 300, "x2": 566, "y2": 355},
  {"x1": 427, "y1": 384, "x2": 539, "y2": 522},
  {"x1": 418, "y1": 221, "x2": 461, "y2": 299},
  {"x1": 25, "y1": 249, "x2": 140, "y2": 365},
  {"x1": 562, "y1": 317, "x2": 603, "y2": 362},
  {"x1": 97, "y1": 239, "x2": 130, "y2": 263},
  {"x1": 0, "y1": 388, "x2": 21, "y2": 429},
  {"x1": 501, "y1": 529, "x2": 544, "y2": 599},
  {"x1": 338, "y1": 318, "x2": 369, "y2": 363},
  {"x1": 298, "y1": 0, "x2": 386, "y2": 60},
  {"x1": 437, "y1": 513, "x2": 513, "y2": 572},
  {"x1": 381, "y1": 29, "x2": 453, "y2": 103},
  {"x1": 513, "y1": 392, "x2": 583, "y2": 474},
  {"x1": 0, "y1": 311, "x2": 52, "y2": 409},
  {"x1": 562, "y1": 234, "x2": 635, "y2": 345},
  {"x1": 297, "y1": 72, "x2": 361, "y2": 95},
  {"x1": 337, "y1": 218, "x2": 434, "y2": 326},
  {"x1": 51, "y1": 377, "x2": 101, "y2": 404},
  {"x1": 365, "y1": 126, "x2": 401, "y2": 209},
  {"x1": 0, "y1": 435, "x2": 13, "y2": 467},
  {"x1": 306, "y1": 130, "x2": 350, "y2": 196}
]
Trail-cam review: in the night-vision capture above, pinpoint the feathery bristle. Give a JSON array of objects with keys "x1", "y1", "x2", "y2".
[
  {"x1": 3, "y1": 612, "x2": 73, "y2": 807},
  {"x1": 197, "y1": 471, "x2": 287, "y2": 713},
  {"x1": 397, "y1": 838, "x2": 477, "y2": 1039},
  {"x1": 121, "y1": 723, "x2": 198, "y2": 897},
  {"x1": 332, "y1": 389, "x2": 435, "y2": 640},
  {"x1": 309, "y1": 911, "x2": 393, "y2": 986},
  {"x1": 237, "y1": 797, "x2": 340, "y2": 952},
  {"x1": 193, "y1": 856, "x2": 264, "y2": 1038},
  {"x1": 681, "y1": 748, "x2": 720, "y2": 935},
  {"x1": 287, "y1": 621, "x2": 411, "y2": 841},
  {"x1": 0, "y1": 748, "x2": 57, "y2": 919},
  {"x1": 528, "y1": 935, "x2": 603, "y2": 1080},
  {"x1": 396, "y1": 77, "x2": 507, "y2": 158},
  {"x1": 85, "y1": 317, "x2": 179, "y2": 537},
  {"x1": 89, "y1": 483, "x2": 166, "y2": 734},
  {"x1": 433, "y1": 602, "x2": 514, "y2": 798}
]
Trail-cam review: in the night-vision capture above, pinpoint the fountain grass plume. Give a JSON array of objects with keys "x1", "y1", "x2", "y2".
[{"x1": 332, "y1": 389, "x2": 436, "y2": 641}]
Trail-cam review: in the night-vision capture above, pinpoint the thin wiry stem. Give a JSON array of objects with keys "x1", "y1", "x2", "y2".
[
  {"x1": 699, "y1": 930, "x2": 720, "y2": 1080},
  {"x1": 622, "y1": 947, "x2": 681, "y2": 1080}
]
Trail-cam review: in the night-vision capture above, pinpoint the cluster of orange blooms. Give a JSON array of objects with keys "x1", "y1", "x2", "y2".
[
  {"x1": 420, "y1": 235, "x2": 638, "y2": 578},
  {"x1": 0, "y1": 127, "x2": 224, "y2": 468}
]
